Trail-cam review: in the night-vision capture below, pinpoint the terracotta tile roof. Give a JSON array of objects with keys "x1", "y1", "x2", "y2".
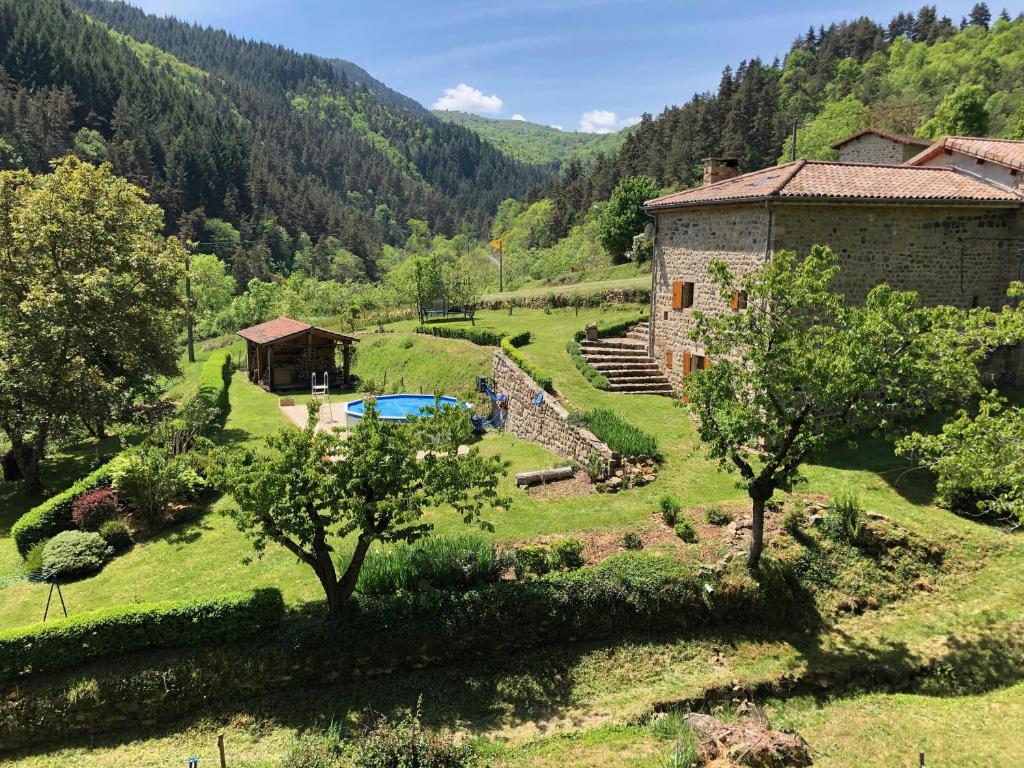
[
  {"x1": 905, "y1": 136, "x2": 1024, "y2": 172},
  {"x1": 830, "y1": 128, "x2": 932, "y2": 150},
  {"x1": 644, "y1": 160, "x2": 1023, "y2": 210},
  {"x1": 237, "y1": 316, "x2": 356, "y2": 345}
]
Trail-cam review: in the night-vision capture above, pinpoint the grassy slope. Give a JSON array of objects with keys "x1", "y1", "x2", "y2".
[
  {"x1": 3, "y1": 307, "x2": 1024, "y2": 765},
  {"x1": 432, "y1": 110, "x2": 631, "y2": 166}
]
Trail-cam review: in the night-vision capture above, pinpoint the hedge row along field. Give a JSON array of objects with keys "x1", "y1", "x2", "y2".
[
  {"x1": 0, "y1": 589, "x2": 284, "y2": 680},
  {"x1": 566, "y1": 339, "x2": 611, "y2": 390},
  {"x1": 0, "y1": 554, "x2": 798, "y2": 748},
  {"x1": 582, "y1": 408, "x2": 660, "y2": 459},
  {"x1": 500, "y1": 337, "x2": 555, "y2": 393},
  {"x1": 10, "y1": 352, "x2": 232, "y2": 558},
  {"x1": 572, "y1": 314, "x2": 647, "y2": 343},
  {"x1": 415, "y1": 325, "x2": 531, "y2": 349}
]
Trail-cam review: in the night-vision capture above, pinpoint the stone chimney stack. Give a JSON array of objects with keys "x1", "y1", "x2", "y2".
[{"x1": 703, "y1": 157, "x2": 739, "y2": 185}]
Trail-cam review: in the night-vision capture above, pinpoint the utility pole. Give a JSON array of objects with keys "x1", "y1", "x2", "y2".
[
  {"x1": 790, "y1": 119, "x2": 798, "y2": 162},
  {"x1": 185, "y1": 242, "x2": 195, "y2": 363}
]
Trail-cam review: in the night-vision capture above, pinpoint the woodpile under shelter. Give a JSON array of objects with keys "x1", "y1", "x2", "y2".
[{"x1": 237, "y1": 316, "x2": 356, "y2": 391}]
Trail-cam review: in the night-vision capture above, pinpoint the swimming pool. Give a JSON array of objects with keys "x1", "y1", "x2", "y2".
[{"x1": 345, "y1": 394, "x2": 461, "y2": 422}]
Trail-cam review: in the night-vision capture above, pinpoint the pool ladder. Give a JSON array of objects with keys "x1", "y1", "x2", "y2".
[{"x1": 311, "y1": 371, "x2": 333, "y2": 423}]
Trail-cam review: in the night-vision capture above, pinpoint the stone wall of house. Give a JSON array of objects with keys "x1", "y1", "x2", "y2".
[
  {"x1": 492, "y1": 350, "x2": 616, "y2": 469},
  {"x1": 650, "y1": 204, "x2": 771, "y2": 389},
  {"x1": 837, "y1": 134, "x2": 925, "y2": 164},
  {"x1": 650, "y1": 202, "x2": 1024, "y2": 389}
]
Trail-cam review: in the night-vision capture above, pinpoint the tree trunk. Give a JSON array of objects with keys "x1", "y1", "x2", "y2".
[
  {"x1": 329, "y1": 533, "x2": 374, "y2": 616},
  {"x1": 9, "y1": 428, "x2": 47, "y2": 493},
  {"x1": 747, "y1": 494, "x2": 767, "y2": 570}
]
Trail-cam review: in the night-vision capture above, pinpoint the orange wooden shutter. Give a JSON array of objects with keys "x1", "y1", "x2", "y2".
[
  {"x1": 664, "y1": 349, "x2": 673, "y2": 369},
  {"x1": 682, "y1": 351, "x2": 692, "y2": 374},
  {"x1": 702, "y1": 356, "x2": 711, "y2": 370},
  {"x1": 671, "y1": 281, "x2": 683, "y2": 309},
  {"x1": 730, "y1": 290, "x2": 739, "y2": 310}
]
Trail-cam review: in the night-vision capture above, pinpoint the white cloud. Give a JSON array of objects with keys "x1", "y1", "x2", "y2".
[
  {"x1": 432, "y1": 83, "x2": 504, "y2": 114},
  {"x1": 511, "y1": 114, "x2": 526, "y2": 121},
  {"x1": 578, "y1": 110, "x2": 641, "y2": 134}
]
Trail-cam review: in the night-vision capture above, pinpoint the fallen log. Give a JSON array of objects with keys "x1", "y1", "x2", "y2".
[{"x1": 515, "y1": 466, "x2": 574, "y2": 487}]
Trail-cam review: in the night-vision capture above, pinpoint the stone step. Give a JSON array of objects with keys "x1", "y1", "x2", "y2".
[
  {"x1": 601, "y1": 374, "x2": 670, "y2": 384},
  {"x1": 583, "y1": 354, "x2": 656, "y2": 365},
  {"x1": 608, "y1": 382, "x2": 674, "y2": 394},
  {"x1": 591, "y1": 363, "x2": 663, "y2": 374},
  {"x1": 579, "y1": 338, "x2": 647, "y2": 351},
  {"x1": 626, "y1": 331, "x2": 648, "y2": 341}
]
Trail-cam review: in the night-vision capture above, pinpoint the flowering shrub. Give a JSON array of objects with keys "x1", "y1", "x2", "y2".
[{"x1": 71, "y1": 487, "x2": 123, "y2": 531}]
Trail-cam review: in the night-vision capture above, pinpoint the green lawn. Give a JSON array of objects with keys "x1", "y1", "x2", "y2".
[
  {"x1": 3, "y1": 306, "x2": 1024, "y2": 765},
  {"x1": 481, "y1": 275, "x2": 649, "y2": 302}
]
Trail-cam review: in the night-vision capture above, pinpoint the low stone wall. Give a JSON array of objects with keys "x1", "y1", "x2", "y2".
[{"x1": 492, "y1": 350, "x2": 615, "y2": 469}]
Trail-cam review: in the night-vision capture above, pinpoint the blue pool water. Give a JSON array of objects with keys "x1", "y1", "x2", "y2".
[{"x1": 346, "y1": 394, "x2": 460, "y2": 422}]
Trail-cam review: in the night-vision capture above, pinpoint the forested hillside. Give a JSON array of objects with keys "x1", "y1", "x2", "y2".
[
  {"x1": 0, "y1": 0, "x2": 547, "y2": 278},
  {"x1": 433, "y1": 110, "x2": 632, "y2": 167},
  {"x1": 548, "y1": 5, "x2": 1024, "y2": 236}
]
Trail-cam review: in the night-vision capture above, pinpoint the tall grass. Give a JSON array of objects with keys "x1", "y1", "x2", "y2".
[
  {"x1": 352, "y1": 535, "x2": 509, "y2": 596},
  {"x1": 584, "y1": 408, "x2": 659, "y2": 459}
]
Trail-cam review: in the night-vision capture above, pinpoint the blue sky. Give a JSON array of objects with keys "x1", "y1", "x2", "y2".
[{"x1": 131, "y1": 0, "x2": 994, "y2": 132}]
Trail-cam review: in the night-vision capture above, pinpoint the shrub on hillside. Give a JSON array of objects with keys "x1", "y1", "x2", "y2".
[
  {"x1": 822, "y1": 494, "x2": 865, "y2": 546},
  {"x1": 623, "y1": 531, "x2": 644, "y2": 550},
  {"x1": 283, "y1": 725, "x2": 345, "y2": 768},
  {"x1": 356, "y1": 708, "x2": 479, "y2": 768},
  {"x1": 415, "y1": 325, "x2": 504, "y2": 346},
  {"x1": 553, "y1": 537, "x2": 585, "y2": 570},
  {"x1": 41, "y1": 531, "x2": 113, "y2": 581},
  {"x1": 704, "y1": 507, "x2": 733, "y2": 526},
  {"x1": 583, "y1": 409, "x2": 659, "y2": 459},
  {"x1": 21, "y1": 540, "x2": 47, "y2": 576},
  {"x1": 659, "y1": 494, "x2": 681, "y2": 526},
  {"x1": 71, "y1": 486, "x2": 123, "y2": 531},
  {"x1": 98, "y1": 519, "x2": 133, "y2": 554},
  {"x1": 675, "y1": 520, "x2": 699, "y2": 544},
  {"x1": 500, "y1": 337, "x2": 554, "y2": 393},
  {"x1": 513, "y1": 544, "x2": 556, "y2": 578},
  {"x1": 111, "y1": 447, "x2": 202, "y2": 533}
]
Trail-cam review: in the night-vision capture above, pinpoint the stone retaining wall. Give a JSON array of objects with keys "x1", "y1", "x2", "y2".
[{"x1": 492, "y1": 350, "x2": 615, "y2": 469}]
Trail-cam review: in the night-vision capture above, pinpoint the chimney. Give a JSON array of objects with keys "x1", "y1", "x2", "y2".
[{"x1": 703, "y1": 157, "x2": 739, "y2": 185}]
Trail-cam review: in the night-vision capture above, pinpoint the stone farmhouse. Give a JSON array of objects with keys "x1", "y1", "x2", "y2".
[
  {"x1": 831, "y1": 128, "x2": 932, "y2": 164},
  {"x1": 642, "y1": 135, "x2": 1024, "y2": 391}
]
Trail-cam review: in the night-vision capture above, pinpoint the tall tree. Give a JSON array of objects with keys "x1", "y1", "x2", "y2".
[
  {"x1": 210, "y1": 402, "x2": 509, "y2": 615},
  {"x1": 597, "y1": 175, "x2": 660, "y2": 263},
  {"x1": 682, "y1": 247, "x2": 1012, "y2": 568},
  {"x1": 0, "y1": 158, "x2": 183, "y2": 489}
]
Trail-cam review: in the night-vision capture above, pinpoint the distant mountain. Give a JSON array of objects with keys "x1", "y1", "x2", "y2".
[
  {"x1": 0, "y1": 0, "x2": 549, "y2": 276},
  {"x1": 433, "y1": 111, "x2": 633, "y2": 167}
]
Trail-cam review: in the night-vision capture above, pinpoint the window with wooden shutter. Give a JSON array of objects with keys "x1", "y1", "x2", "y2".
[
  {"x1": 682, "y1": 282, "x2": 694, "y2": 309},
  {"x1": 682, "y1": 351, "x2": 691, "y2": 374},
  {"x1": 730, "y1": 290, "x2": 748, "y2": 310},
  {"x1": 702, "y1": 355, "x2": 711, "y2": 370},
  {"x1": 664, "y1": 349, "x2": 673, "y2": 369},
  {"x1": 671, "y1": 281, "x2": 683, "y2": 309}
]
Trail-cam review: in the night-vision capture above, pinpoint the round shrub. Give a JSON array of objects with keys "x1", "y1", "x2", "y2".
[
  {"x1": 356, "y1": 710, "x2": 478, "y2": 768},
  {"x1": 675, "y1": 520, "x2": 698, "y2": 544},
  {"x1": 513, "y1": 545, "x2": 556, "y2": 578},
  {"x1": 704, "y1": 506, "x2": 733, "y2": 526},
  {"x1": 659, "y1": 495, "x2": 681, "y2": 526},
  {"x1": 553, "y1": 537, "x2": 585, "y2": 570},
  {"x1": 623, "y1": 531, "x2": 644, "y2": 550},
  {"x1": 41, "y1": 531, "x2": 113, "y2": 582},
  {"x1": 71, "y1": 486, "x2": 123, "y2": 531},
  {"x1": 98, "y1": 519, "x2": 133, "y2": 554}
]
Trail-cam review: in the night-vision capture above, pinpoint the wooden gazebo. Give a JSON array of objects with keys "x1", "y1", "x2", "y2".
[{"x1": 237, "y1": 316, "x2": 357, "y2": 392}]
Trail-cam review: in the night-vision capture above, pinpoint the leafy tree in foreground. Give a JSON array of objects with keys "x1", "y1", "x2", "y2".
[
  {"x1": 597, "y1": 175, "x2": 659, "y2": 263},
  {"x1": 898, "y1": 395, "x2": 1024, "y2": 529},
  {"x1": 210, "y1": 402, "x2": 509, "y2": 615},
  {"x1": 0, "y1": 157, "x2": 184, "y2": 490},
  {"x1": 683, "y1": 246, "x2": 1016, "y2": 568}
]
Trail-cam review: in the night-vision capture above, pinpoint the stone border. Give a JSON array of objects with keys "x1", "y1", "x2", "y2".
[{"x1": 492, "y1": 350, "x2": 615, "y2": 471}]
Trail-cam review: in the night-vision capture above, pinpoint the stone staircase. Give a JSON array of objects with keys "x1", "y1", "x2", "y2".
[{"x1": 579, "y1": 322, "x2": 673, "y2": 396}]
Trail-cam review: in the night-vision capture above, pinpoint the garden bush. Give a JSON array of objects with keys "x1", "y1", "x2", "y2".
[
  {"x1": 0, "y1": 588, "x2": 284, "y2": 680},
  {"x1": 566, "y1": 339, "x2": 610, "y2": 390},
  {"x1": 582, "y1": 409, "x2": 659, "y2": 459},
  {"x1": 552, "y1": 537, "x2": 585, "y2": 570},
  {"x1": 659, "y1": 494, "x2": 681, "y2": 526},
  {"x1": 98, "y1": 519, "x2": 133, "y2": 554},
  {"x1": 41, "y1": 531, "x2": 113, "y2": 581},
  {"x1": 71, "y1": 486, "x2": 123, "y2": 531},
  {"x1": 822, "y1": 493, "x2": 865, "y2": 546},
  {"x1": 283, "y1": 725, "x2": 345, "y2": 768},
  {"x1": 704, "y1": 506, "x2": 733, "y2": 526},
  {"x1": 355, "y1": 535, "x2": 508, "y2": 596},
  {"x1": 514, "y1": 544, "x2": 556, "y2": 578},
  {"x1": 623, "y1": 531, "x2": 644, "y2": 550},
  {"x1": 675, "y1": 519, "x2": 699, "y2": 543},
  {"x1": 21, "y1": 540, "x2": 47, "y2": 576},
  {"x1": 111, "y1": 447, "x2": 203, "y2": 533},
  {"x1": 197, "y1": 350, "x2": 232, "y2": 426},
  {"x1": 12, "y1": 460, "x2": 116, "y2": 557},
  {"x1": 500, "y1": 337, "x2": 554, "y2": 393},
  {"x1": 356, "y1": 708, "x2": 478, "y2": 768}
]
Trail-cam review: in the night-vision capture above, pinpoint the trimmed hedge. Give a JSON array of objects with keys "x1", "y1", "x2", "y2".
[
  {"x1": 415, "y1": 326, "x2": 532, "y2": 349},
  {"x1": 583, "y1": 408, "x2": 659, "y2": 459},
  {"x1": 573, "y1": 314, "x2": 648, "y2": 343},
  {"x1": 501, "y1": 337, "x2": 554, "y2": 393},
  {"x1": 197, "y1": 350, "x2": 232, "y2": 426},
  {"x1": 12, "y1": 461, "x2": 116, "y2": 557},
  {"x1": 0, "y1": 588, "x2": 284, "y2": 680},
  {"x1": 566, "y1": 339, "x2": 610, "y2": 390}
]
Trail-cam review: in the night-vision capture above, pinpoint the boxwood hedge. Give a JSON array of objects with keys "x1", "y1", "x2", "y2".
[
  {"x1": 500, "y1": 337, "x2": 554, "y2": 393},
  {"x1": 197, "y1": 350, "x2": 232, "y2": 426},
  {"x1": 573, "y1": 315, "x2": 647, "y2": 343},
  {"x1": 415, "y1": 325, "x2": 531, "y2": 349},
  {"x1": 0, "y1": 588, "x2": 284, "y2": 680}
]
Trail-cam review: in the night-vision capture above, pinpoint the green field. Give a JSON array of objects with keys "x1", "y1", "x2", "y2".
[{"x1": 2, "y1": 306, "x2": 1023, "y2": 765}]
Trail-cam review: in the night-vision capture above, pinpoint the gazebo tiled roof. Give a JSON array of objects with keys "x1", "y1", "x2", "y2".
[{"x1": 236, "y1": 317, "x2": 356, "y2": 345}]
